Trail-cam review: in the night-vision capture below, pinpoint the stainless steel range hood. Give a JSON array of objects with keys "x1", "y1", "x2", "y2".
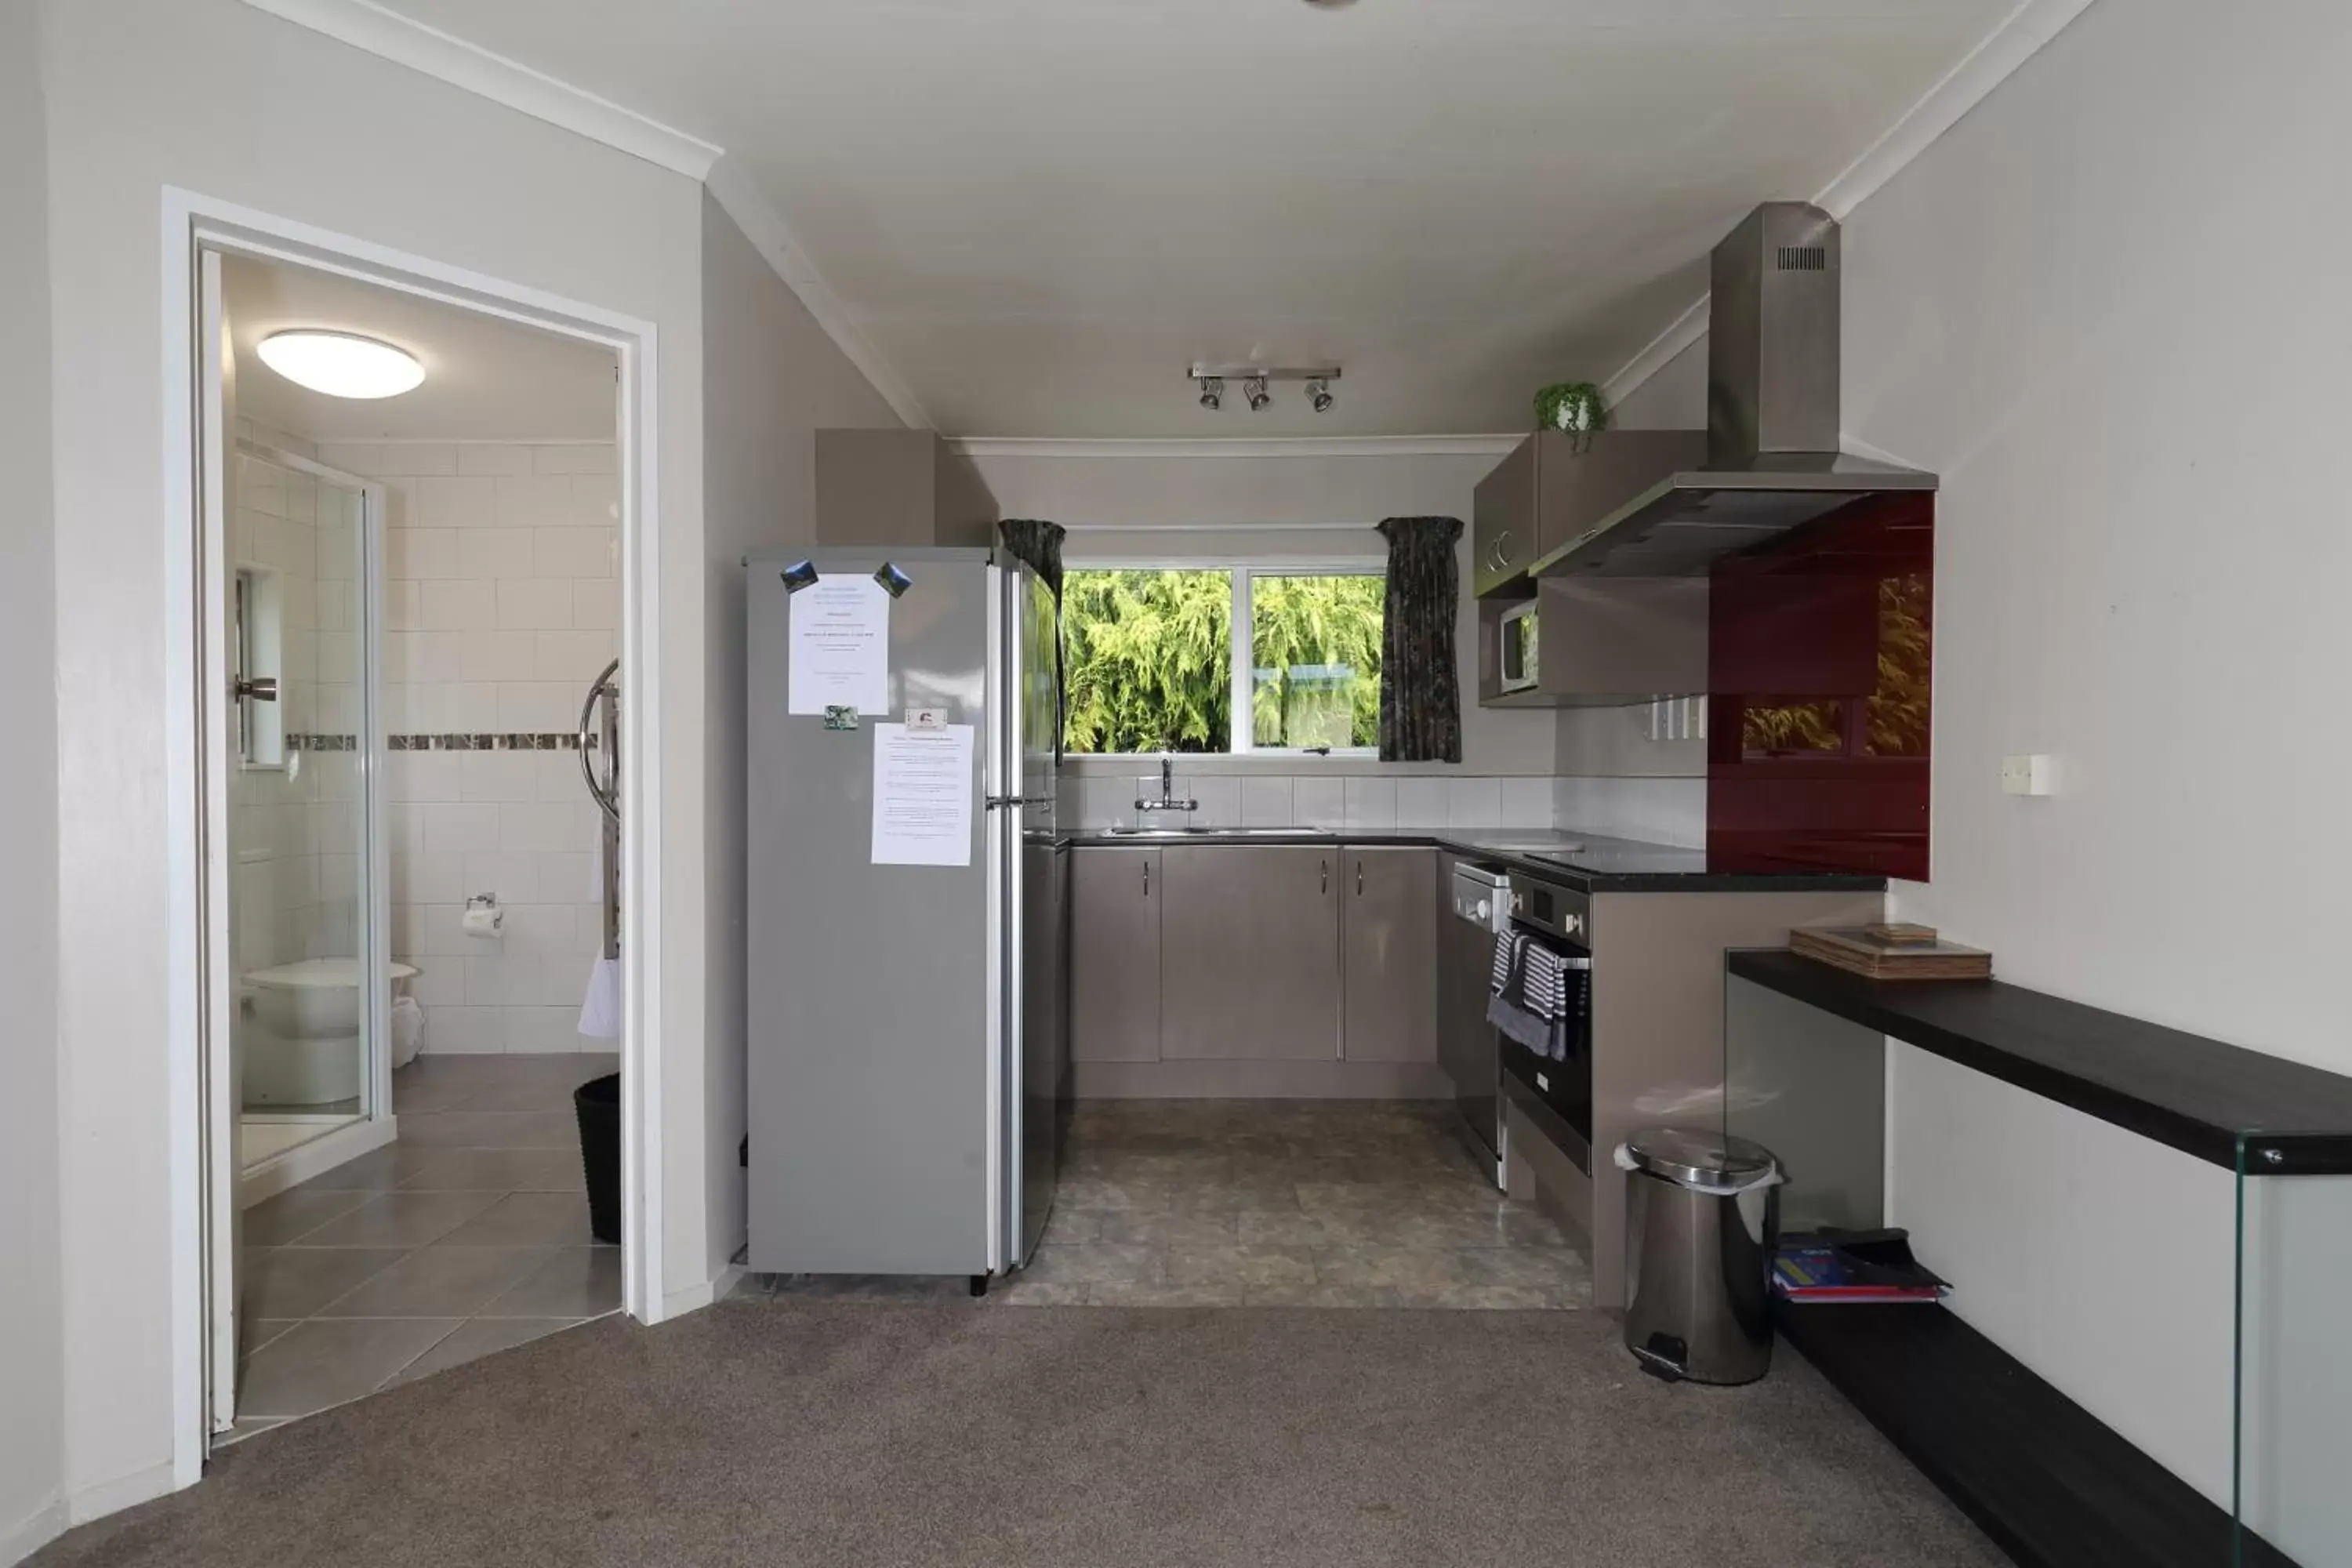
[{"x1": 1534, "y1": 202, "x2": 1936, "y2": 579}]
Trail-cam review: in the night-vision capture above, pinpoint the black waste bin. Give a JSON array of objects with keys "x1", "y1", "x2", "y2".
[{"x1": 574, "y1": 1073, "x2": 622, "y2": 1244}]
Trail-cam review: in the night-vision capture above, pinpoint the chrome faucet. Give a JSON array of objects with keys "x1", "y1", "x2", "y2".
[{"x1": 1134, "y1": 756, "x2": 1199, "y2": 817}]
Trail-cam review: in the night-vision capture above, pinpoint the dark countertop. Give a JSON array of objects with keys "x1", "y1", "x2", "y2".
[
  {"x1": 1062, "y1": 827, "x2": 1887, "y2": 895},
  {"x1": 1729, "y1": 948, "x2": 2352, "y2": 1175}
]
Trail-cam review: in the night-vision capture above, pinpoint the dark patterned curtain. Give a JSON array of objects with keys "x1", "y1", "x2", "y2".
[
  {"x1": 1374, "y1": 517, "x2": 1464, "y2": 763},
  {"x1": 998, "y1": 518, "x2": 1068, "y2": 757}
]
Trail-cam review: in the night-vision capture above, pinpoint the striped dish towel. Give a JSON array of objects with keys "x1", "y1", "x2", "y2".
[
  {"x1": 1490, "y1": 930, "x2": 1528, "y2": 998},
  {"x1": 1522, "y1": 943, "x2": 1570, "y2": 1027}
]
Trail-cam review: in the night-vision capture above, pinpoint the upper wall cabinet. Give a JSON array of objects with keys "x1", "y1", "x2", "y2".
[
  {"x1": 815, "y1": 429, "x2": 997, "y2": 550},
  {"x1": 1471, "y1": 430, "x2": 1707, "y2": 599}
]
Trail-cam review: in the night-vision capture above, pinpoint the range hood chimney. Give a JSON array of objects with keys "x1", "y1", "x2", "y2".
[{"x1": 1534, "y1": 201, "x2": 1935, "y2": 579}]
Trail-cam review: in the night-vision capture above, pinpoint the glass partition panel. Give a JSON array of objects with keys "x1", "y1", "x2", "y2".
[
  {"x1": 1723, "y1": 967, "x2": 1885, "y2": 1232},
  {"x1": 2235, "y1": 1155, "x2": 2352, "y2": 1565},
  {"x1": 231, "y1": 452, "x2": 376, "y2": 1168}
]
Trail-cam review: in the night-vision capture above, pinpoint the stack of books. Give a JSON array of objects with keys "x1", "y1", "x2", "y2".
[{"x1": 1772, "y1": 1229, "x2": 1951, "y2": 1305}]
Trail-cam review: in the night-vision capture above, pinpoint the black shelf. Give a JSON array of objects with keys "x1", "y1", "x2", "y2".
[
  {"x1": 1777, "y1": 1302, "x2": 2293, "y2": 1568},
  {"x1": 1728, "y1": 949, "x2": 2352, "y2": 1174}
]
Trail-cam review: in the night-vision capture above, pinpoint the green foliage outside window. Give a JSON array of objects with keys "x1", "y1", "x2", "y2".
[{"x1": 1062, "y1": 568, "x2": 1385, "y2": 754}]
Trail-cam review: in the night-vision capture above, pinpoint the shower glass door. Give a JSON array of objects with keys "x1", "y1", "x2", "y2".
[{"x1": 229, "y1": 445, "x2": 384, "y2": 1169}]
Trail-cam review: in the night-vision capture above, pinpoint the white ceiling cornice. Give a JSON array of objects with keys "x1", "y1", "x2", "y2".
[
  {"x1": 703, "y1": 157, "x2": 932, "y2": 430},
  {"x1": 238, "y1": 0, "x2": 934, "y2": 426},
  {"x1": 1602, "y1": 0, "x2": 2100, "y2": 408},
  {"x1": 949, "y1": 436, "x2": 1523, "y2": 461},
  {"x1": 241, "y1": 0, "x2": 722, "y2": 179}
]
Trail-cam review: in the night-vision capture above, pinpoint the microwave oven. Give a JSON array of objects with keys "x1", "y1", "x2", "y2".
[{"x1": 1497, "y1": 601, "x2": 1538, "y2": 694}]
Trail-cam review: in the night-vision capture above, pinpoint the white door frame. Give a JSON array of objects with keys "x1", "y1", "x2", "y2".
[{"x1": 161, "y1": 187, "x2": 666, "y2": 1486}]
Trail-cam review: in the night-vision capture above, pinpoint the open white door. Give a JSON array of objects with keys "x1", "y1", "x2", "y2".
[{"x1": 198, "y1": 246, "x2": 243, "y2": 1438}]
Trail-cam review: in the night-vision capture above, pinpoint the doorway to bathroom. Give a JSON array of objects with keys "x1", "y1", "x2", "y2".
[{"x1": 172, "y1": 201, "x2": 663, "y2": 1466}]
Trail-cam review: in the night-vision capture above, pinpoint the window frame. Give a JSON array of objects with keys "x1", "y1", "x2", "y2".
[{"x1": 1062, "y1": 555, "x2": 1387, "y2": 760}]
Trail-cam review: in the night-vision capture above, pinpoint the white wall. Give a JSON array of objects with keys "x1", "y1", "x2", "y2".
[
  {"x1": 0, "y1": 0, "x2": 66, "y2": 1557},
  {"x1": 38, "y1": 0, "x2": 710, "y2": 1515},
  {"x1": 962, "y1": 445, "x2": 1558, "y2": 779},
  {"x1": 314, "y1": 440, "x2": 619, "y2": 1057},
  {"x1": 1603, "y1": 0, "x2": 2352, "y2": 1520},
  {"x1": 697, "y1": 188, "x2": 902, "y2": 1283}
]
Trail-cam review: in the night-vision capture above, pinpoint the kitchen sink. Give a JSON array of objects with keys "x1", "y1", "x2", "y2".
[{"x1": 1097, "y1": 826, "x2": 1315, "y2": 838}]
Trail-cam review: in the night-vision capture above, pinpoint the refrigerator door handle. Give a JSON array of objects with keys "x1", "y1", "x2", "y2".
[{"x1": 985, "y1": 793, "x2": 1056, "y2": 810}]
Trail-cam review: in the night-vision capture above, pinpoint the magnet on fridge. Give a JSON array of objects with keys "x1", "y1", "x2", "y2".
[
  {"x1": 906, "y1": 707, "x2": 946, "y2": 731},
  {"x1": 873, "y1": 561, "x2": 913, "y2": 599},
  {"x1": 823, "y1": 706, "x2": 861, "y2": 731},
  {"x1": 779, "y1": 559, "x2": 819, "y2": 593}
]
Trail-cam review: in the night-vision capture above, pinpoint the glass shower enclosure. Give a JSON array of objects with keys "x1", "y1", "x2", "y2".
[{"x1": 227, "y1": 443, "x2": 389, "y2": 1171}]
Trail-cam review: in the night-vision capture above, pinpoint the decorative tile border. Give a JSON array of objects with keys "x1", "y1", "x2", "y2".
[
  {"x1": 385, "y1": 732, "x2": 597, "y2": 752},
  {"x1": 287, "y1": 733, "x2": 358, "y2": 753}
]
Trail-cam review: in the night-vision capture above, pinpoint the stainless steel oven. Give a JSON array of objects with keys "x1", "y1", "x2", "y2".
[
  {"x1": 1497, "y1": 600, "x2": 1538, "y2": 694},
  {"x1": 1496, "y1": 869, "x2": 1593, "y2": 1174},
  {"x1": 1443, "y1": 860, "x2": 1512, "y2": 1184}
]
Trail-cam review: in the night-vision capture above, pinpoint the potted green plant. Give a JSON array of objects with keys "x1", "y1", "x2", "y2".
[{"x1": 1534, "y1": 381, "x2": 1610, "y2": 451}]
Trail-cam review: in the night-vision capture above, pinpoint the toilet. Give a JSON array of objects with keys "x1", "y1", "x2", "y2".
[{"x1": 241, "y1": 957, "x2": 421, "y2": 1105}]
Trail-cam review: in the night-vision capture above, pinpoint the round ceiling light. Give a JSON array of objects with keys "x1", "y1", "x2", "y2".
[{"x1": 256, "y1": 330, "x2": 425, "y2": 399}]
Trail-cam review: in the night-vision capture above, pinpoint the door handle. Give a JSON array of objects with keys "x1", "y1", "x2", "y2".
[
  {"x1": 234, "y1": 676, "x2": 278, "y2": 702},
  {"x1": 1320, "y1": 858, "x2": 1328, "y2": 895},
  {"x1": 1142, "y1": 859, "x2": 1149, "y2": 897},
  {"x1": 1356, "y1": 859, "x2": 1363, "y2": 897}
]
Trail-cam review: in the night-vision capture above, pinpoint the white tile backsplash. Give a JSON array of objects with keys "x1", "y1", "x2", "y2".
[
  {"x1": 1293, "y1": 775, "x2": 1346, "y2": 829},
  {"x1": 1394, "y1": 777, "x2": 1448, "y2": 828},
  {"x1": 1446, "y1": 776, "x2": 1503, "y2": 830},
  {"x1": 1555, "y1": 776, "x2": 1707, "y2": 848},
  {"x1": 1239, "y1": 775, "x2": 1294, "y2": 826},
  {"x1": 1498, "y1": 776, "x2": 1553, "y2": 827},
  {"x1": 1189, "y1": 774, "x2": 1240, "y2": 828}
]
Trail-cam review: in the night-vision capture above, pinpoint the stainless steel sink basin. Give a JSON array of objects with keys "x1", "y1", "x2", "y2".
[{"x1": 1098, "y1": 826, "x2": 1313, "y2": 839}]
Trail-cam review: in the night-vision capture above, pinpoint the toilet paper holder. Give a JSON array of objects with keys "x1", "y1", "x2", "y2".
[{"x1": 463, "y1": 893, "x2": 505, "y2": 939}]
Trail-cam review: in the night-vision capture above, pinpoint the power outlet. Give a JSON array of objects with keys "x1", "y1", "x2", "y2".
[{"x1": 2001, "y1": 754, "x2": 2054, "y2": 797}]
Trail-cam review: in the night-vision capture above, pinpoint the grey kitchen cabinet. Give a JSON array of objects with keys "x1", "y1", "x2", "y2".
[
  {"x1": 1159, "y1": 846, "x2": 1341, "y2": 1061},
  {"x1": 1471, "y1": 430, "x2": 1709, "y2": 598},
  {"x1": 1341, "y1": 848, "x2": 1437, "y2": 1062},
  {"x1": 1068, "y1": 847, "x2": 1161, "y2": 1063}
]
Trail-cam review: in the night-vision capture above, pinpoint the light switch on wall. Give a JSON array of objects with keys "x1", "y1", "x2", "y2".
[{"x1": 2001, "y1": 754, "x2": 2055, "y2": 796}]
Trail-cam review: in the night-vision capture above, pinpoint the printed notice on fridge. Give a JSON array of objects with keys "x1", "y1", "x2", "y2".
[
  {"x1": 871, "y1": 722, "x2": 975, "y2": 866},
  {"x1": 788, "y1": 577, "x2": 890, "y2": 715}
]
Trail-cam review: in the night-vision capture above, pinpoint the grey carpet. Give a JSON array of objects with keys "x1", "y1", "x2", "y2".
[{"x1": 34, "y1": 1301, "x2": 2003, "y2": 1567}]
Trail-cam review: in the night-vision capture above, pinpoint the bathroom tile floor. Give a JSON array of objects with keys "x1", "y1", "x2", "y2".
[
  {"x1": 746, "y1": 1098, "x2": 1592, "y2": 1309},
  {"x1": 225, "y1": 1052, "x2": 622, "y2": 1442}
]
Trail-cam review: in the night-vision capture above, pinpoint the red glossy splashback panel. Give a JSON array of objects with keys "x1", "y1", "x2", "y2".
[{"x1": 1706, "y1": 492, "x2": 1933, "y2": 881}]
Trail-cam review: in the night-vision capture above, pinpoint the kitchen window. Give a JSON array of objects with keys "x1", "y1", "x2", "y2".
[{"x1": 1062, "y1": 564, "x2": 1384, "y2": 756}]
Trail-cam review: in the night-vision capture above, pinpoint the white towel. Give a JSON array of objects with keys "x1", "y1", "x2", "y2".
[{"x1": 577, "y1": 956, "x2": 622, "y2": 1039}]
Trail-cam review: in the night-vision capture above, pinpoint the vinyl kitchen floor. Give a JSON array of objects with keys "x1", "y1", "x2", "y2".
[
  {"x1": 227, "y1": 1052, "x2": 622, "y2": 1442},
  {"x1": 754, "y1": 1098, "x2": 1592, "y2": 1308}
]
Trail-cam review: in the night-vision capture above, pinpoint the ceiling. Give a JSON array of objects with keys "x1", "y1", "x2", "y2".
[
  {"x1": 224, "y1": 254, "x2": 618, "y2": 442},
  {"x1": 351, "y1": 0, "x2": 2019, "y2": 437}
]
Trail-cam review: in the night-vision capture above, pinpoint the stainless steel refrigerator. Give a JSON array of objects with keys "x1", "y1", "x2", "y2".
[{"x1": 743, "y1": 546, "x2": 1065, "y2": 1284}]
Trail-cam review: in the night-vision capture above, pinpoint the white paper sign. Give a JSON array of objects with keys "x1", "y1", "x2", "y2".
[
  {"x1": 788, "y1": 577, "x2": 890, "y2": 716},
  {"x1": 871, "y1": 722, "x2": 975, "y2": 866}
]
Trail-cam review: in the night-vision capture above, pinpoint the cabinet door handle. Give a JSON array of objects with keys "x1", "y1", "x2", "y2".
[
  {"x1": 1493, "y1": 529, "x2": 1515, "y2": 567},
  {"x1": 1320, "y1": 858, "x2": 1328, "y2": 895},
  {"x1": 1356, "y1": 859, "x2": 1364, "y2": 897},
  {"x1": 1142, "y1": 859, "x2": 1149, "y2": 896}
]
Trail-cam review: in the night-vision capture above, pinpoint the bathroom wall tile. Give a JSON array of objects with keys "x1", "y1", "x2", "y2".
[
  {"x1": 495, "y1": 682, "x2": 572, "y2": 731},
  {"x1": 312, "y1": 443, "x2": 385, "y2": 479},
  {"x1": 460, "y1": 752, "x2": 539, "y2": 804},
  {"x1": 423, "y1": 579, "x2": 497, "y2": 632},
  {"x1": 1294, "y1": 775, "x2": 1346, "y2": 829},
  {"x1": 371, "y1": 443, "x2": 459, "y2": 477},
  {"x1": 542, "y1": 949, "x2": 597, "y2": 1006},
  {"x1": 1239, "y1": 775, "x2": 1294, "y2": 827},
  {"x1": 1395, "y1": 777, "x2": 1449, "y2": 829},
  {"x1": 424, "y1": 801, "x2": 502, "y2": 857},
  {"x1": 460, "y1": 630, "x2": 539, "y2": 684},
  {"x1": 418, "y1": 475, "x2": 497, "y2": 529},
  {"x1": 383, "y1": 580, "x2": 422, "y2": 633},
  {"x1": 534, "y1": 527, "x2": 614, "y2": 579},
  {"x1": 430, "y1": 1006, "x2": 506, "y2": 1054},
  {"x1": 569, "y1": 579, "x2": 619, "y2": 631},
  {"x1": 446, "y1": 682, "x2": 504, "y2": 731},
  {"x1": 535, "y1": 630, "x2": 614, "y2": 683},
  {"x1": 505, "y1": 1006, "x2": 584, "y2": 1054},
  {"x1": 499, "y1": 903, "x2": 575, "y2": 958},
  {"x1": 497, "y1": 579, "x2": 572, "y2": 631},
  {"x1": 570, "y1": 474, "x2": 621, "y2": 524},
  {"x1": 458, "y1": 528, "x2": 538, "y2": 582},
  {"x1": 1188, "y1": 774, "x2": 1240, "y2": 828},
  {"x1": 495, "y1": 475, "x2": 573, "y2": 529},
  {"x1": 387, "y1": 528, "x2": 459, "y2": 581},
  {"x1": 499, "y1": 801, "x2": 592, "y2": 855},
  {"x1": 1498, "y1": 776, "x2": 1553, "y2": 829},
  {"x1": 394, "y1": 851, "x2": 464, "y2": 907},
  {"x1": 457, "y1": 445, "x2": 535, "y2": 477},
  {"x1": 399, "y1": 953, "x2": 466, "y2": 1009},
  {"x1": 466, "y1": 952, "x2": 544, "y2": 1007},
  {"x1": 533, "y1": 445, "x2": 615, "y2": 477},
  {"x1": 1344, "y1": 777, "x2": 1398, "y2": 830},
  {"x1": 542, "y1": 852, "x2": 597, "y2": 904},
  {"x1": 1446, "y1": 777, "x2": 1503, "y2": 830}
]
